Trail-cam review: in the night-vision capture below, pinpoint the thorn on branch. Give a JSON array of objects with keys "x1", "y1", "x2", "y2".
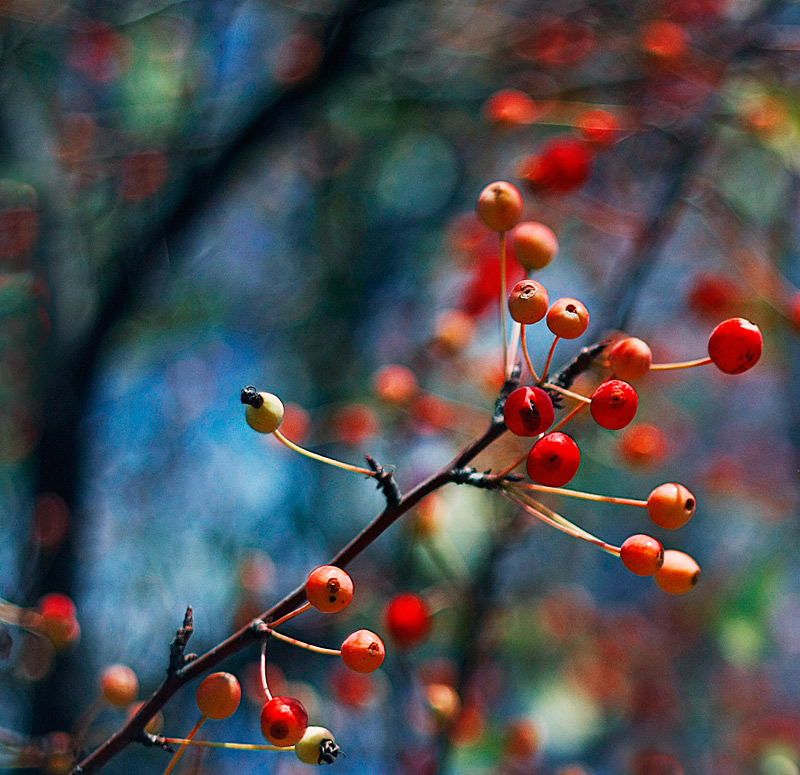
[
  {"x1": 168, "y1": 606, "x2": 194, "y2": 676},
  {"x1": 365, "y1": 455, "x2": 401, "y2": 507}
]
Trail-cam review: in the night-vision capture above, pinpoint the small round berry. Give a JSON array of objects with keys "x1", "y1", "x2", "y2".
[
  {"x1": 434, "y1": 309, "x2": 475, "y2": 354},
  {"x1": 546, "y1": 298, "x2": 589, "y2": 339},
  {"x1": 618, "y1": 423, "x2": 667, "y2": 468},
  {"x1": 521, "y1": 138, "x2": 593, "y2": 193},
  {"x1": 576, "y1": 109, "x2": 619, "y2": 148},
  {"x1": 295, "y1": 726, "x2": 341, "y2": 765},
  {"x1": 476, "y1": 182, "x2": 523, "y2": 232},
  {"x1": 426, "y1": 683, "x2": 461, "y2": 726},
  {"x1": 526, "y1": 432, "x2": 581, "y2": 487},
  {"x1": 654, "y1": 550, "x2": 700, "y2": 594},
  {"x1": 373, "y1": 365, "x2": 418, "y2": 405},
  {"x1": 341, "y1": 630, "x2": 385, "y2": 673},
  {"x1": 305, "y1": 565, "x2": 354, "y2": 614},
  {"x1": 483, "y1": 89, "x2": 538, "y2": 127},
  {"x1": 512, "y1": 222, "x2": 558, "y2": 271},
  {"x1": 260, "y1": 696, "x2": 308, "y2": 746},
  {"x1": 707, "y1": 317, "x2": 762, "y2": 374},
  {"x1": 647, "y1": 483, "x2": 695, "y2": 529},
  {"x1": 100, "y1": 664, "x2": 138, "y2": 707},
  {"x1": 241, "y1": 388, "x2": 285, "y2": 434},
  {"x1": 37, "y1": 593, "x2": 80, "y2": 650},
  {"x1": 195, "y1": 672, "x2": 241, "y2": 720},
  {"x1": 384, "y1": 593, "x2": 432, "y2": 649},
  {"x1": 508, "y1": 280, "x2": 549, "y2": 325},
  {"x1": 590, "y1": 380, "x2": 638, "y2": 430},
  {"x1": 503, "y1": 386, "x2": 555, "y2": 437},
  {"x1": 620, "y1": 535, "x2": 664, "y2": 576},
  {"x1": 608, "y1": 337, "x2": 652, "y2": 381},
  {"x1": 639, "y1": 20, "x2": 689, "y2": 63},
  {"x1": 503, "y1": 719, "x2": 540, "y2": 759}
]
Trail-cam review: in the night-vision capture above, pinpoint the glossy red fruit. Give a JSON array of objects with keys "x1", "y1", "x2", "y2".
[
  {"x1": 508, "y1": 280, "x2": 549, "y2": 325},
  {"x1": 590, "y1": 380, "x2": 638, "y2": 430},
  {"x1": 654, "y1": 550, "x2": 700, "y2": 594},
  {"x1": 503, "y1": 387, "x2": 555, "y2": 437},
  {"x1": 707, "y1": 317, "x2": 762, "y2": 374},
  {"x1": 620, "y1": 535, "x2": 664, "y2": 576},
  {"x1": 384, "y1": 593, "x2": 431, "y2": 649},
  {"x1": 526, "y1": 432, "x2": 581, "y2": 486},
  {"x1": 340, "y1": 630, "x2": 386, "y2": 673},
  {"x1": 546, "y1": 298, "x2": 589, "y2": 339},
  {"x1": 260, "y1": 696, "x2": 309, "y2": 746},
  {"x1": 608, "y1": 337, "x2": 652, "y2": 381},
  {"x1": 195, "y1": 672, "x2": 241, "y2": 720},
  {"x1": 476, "y1": 182, "x2": 523, "y2": 232},
  {"x1": 305, "y1": 565, "x2": 354, "y2": 614}
]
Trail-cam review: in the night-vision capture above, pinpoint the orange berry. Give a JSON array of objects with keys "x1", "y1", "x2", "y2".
[
  {"x1": 434, "y1": 309, "x2": 475, "y2": 354},
  {"x1": 620, "y1": 535, "x2": 664, "y2": 576},
  {"x1": 546, "y1": 298, "x2": 589, "y2": 339},
  {"x1": 100, "y1": 664, "x2": 138, "y2": 706},
  {"x1": 305, "y1": 565, "x2": 354, "y2": 613},
  {"x1": 512, "y1": 222, "x2": 558, "y2": 271},
  {"x1": 618, "y1": 424, "x2": 667, "y2": 468},
  {"x1": 331, "y1": 403, "x2": 379, "y2": 445},
  {"x1": 195, "y1": 672, "x2": 241, "y2": 719},
  {"x1": 341, "y1": 630, "x2": 385, "y2": 673},
  {"x1": 508, "y1": 280, "x2": 549, "y2": 325},
  {"x1": 654, "y1": 550, "x2": 700, "y2": 594},
  {"x1": 476, "y1": 182, "x2": 523, "y2": 232},
  {"x1": 373, "y1": 365, "x2": 418, "y2": 405},
  {"x1": 127, "y1": 701, "x2": 164, "y2": 735},
  {"x1": 647, "y1": 483, "x2": 695, "y2": 529},
  {"x1": 576, "y1": 109, "x2": 620, "y2": 148},
  {"x1": 483, "y1": 89, "x2": 538, "y2": 127},
  {"x1": 639, "y1": 20, "x2": 688, "y2": 63},
  {"x1": 608, "y1": 337, "x2": 652, "y2": 381}
]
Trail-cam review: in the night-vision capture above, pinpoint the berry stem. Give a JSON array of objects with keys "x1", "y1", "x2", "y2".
[
  {"x1": 506, "y1": 320, "x2": 521, "y2": 379},
  {"x1": 649, "y1": 356, "x2": 712, "y2": 371},
  {"x1": 519, "y1": 325, "x2": 540, "y2": 383},
  {"x1": 260, "y1": 640, "x2": 272, "y2": 701},
  {"x1": 270, "y1": 602, "x2": 311, "y2": 629},
  {"x1": 494, "y1": 450, "x2": 531, "y2": 479},
  {"x1": 509, "y1": 482, "x2": 646, "y2": 508},
  {"x1": 263, "y1": 627, "x2": 341, "y2": 656},
  {"x1": 542, "y1": 382, "x2": 592, "y2": 404},
  {"x1": 160, "y1": 715, "x2": 206, "y2": 775},
  {"x1": 159, "y1": 738, "x2": 293, "y2": 752},
  {"x1": 540, "y1": 336, "x2": 560, "y2": 384},
  {"x1": 550, "y1": 401, "x2": 588, "y2": 432},
  {"x1": 499, "y1": 230, "x2": 509, "y2": 371},
  {"x1": 273, "y1": 430, "x2": 376, "y2": 477},
  {"x1": 0, "y1": 599, "x2": 44, "y2": 635}
]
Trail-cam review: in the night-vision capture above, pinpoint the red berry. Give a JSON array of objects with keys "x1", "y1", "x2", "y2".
[
  {"x1": 526, "y1": 432, "x2": 581, "y2": 487},
  {"x1": 546, "y1": 298, "x2": 589, "y2": 339},
  {"x1": 503, "y1": 386, "x2": 555, "y2": 437},
  {"x1": 260, "y1": 696, "x2": 309, "y2": 746},
  {"x1": 483, "y1": 89, "x2": 537, "y2": 127},
  {"x1": 508, "y1": 280, "x2": 549, "y2": 325},
  {"x1": 521, "y1": 138, "x2": 593, "y2": 193},
  {"x1": 100, "y1": 664, "x2": 138, "y2": 707},
  {"x1": 37, "y1": 593, "x2": 80, "y2": 650},
  {"x1": 476, "y1": 182, "x2": 523, "y2": 232},
  {"x1": 512, "y1": 222, "x2": 558, "y2": 271},
  {"x1": 383, "y1": 593, "x2": 431, "y2": 649},
  {"x1": 654, "y1": 550, "x2": 700, "y2": 594},
  {"x1": 305, "y1": 565, "x2": 354, "y2": 614},
  {"x1": 618, "y1": 423, "x2": 667, "y2": 468},
  {"x1": 576, "y1": 109, "x2": 619, "y2": 148},
  {"x1": 608, "y1": 337, "x2": 652, "y2": 381},
  {"x1": 707, "y1": 317, "x2": 762, "y2": 374},
  {"x1": 647, "y1": 483, "x2": 695, "y2": 529},
  {"x1": 195, "y1": 672, "x2": 241, "y2": 720},
  {"x1": 590, "y1": 380, "x2": 638, "y2": 430},
  {"x1": 341, "y1": 629, "x2": 386, "y2": 673},
  {"x1": 639, "y1": 20, "x2": 689, "y2": 64},
  {"x1": 620, "y1": 535, "x2": 664, "y2": 576}
]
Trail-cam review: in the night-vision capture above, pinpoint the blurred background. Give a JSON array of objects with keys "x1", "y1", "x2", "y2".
[{"x1": 1, "y1": 0, "x2": 800, "y2": 773}]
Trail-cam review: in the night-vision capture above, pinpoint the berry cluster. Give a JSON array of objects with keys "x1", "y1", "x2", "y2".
[{"x1": 475, "y1": 180, "x2": 761, "y2": 593}]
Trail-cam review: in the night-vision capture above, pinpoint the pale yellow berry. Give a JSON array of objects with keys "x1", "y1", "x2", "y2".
[
  {"x1": 244, "y1": 391, "x2": 285, "y2": 434},
  {"x1": 294, "y1": 726, "x2": 338, "y2": 764}
]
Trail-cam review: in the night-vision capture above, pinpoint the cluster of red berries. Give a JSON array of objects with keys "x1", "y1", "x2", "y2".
[{"x1": 476, "y1": 180, "x2": 763, "y2": 595}]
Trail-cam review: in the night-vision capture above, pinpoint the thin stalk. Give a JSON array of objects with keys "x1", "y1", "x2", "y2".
[
  {"x1": 160, "y1": 739, "x2": 293, "y2": 752},
  {"x1": 270, "y1": 602, "x2": 311, "y2": 629},
  {"x1": 510, "y1": 482, "x2": 646, "y2": 508},
  {"x1": 273, "y1": 430, "x2": 375, "y2": 477},
  {"x1": 499, "y1": 231, "x2": 508, "y2": 370},
  {"x1": 265, "y1": 628, "x2": 341, "y2": 656},
  {"x1": 649, "y1": 356, "x2": 712, "y2": 371},
  {"x1": 260, "y1": 640, "x2": 272, "y2": 701},
  {"x1": 540, "y1": 336, "x2": 560, "y2": 384},
  {"x1": 551, "y1": 401, "x2": 588, "y2": 432},
  {"x1": 519, "y1": 326, "x2": 540, "y2": 383},
  {"x1": 543, "y1": 383, "x2": 591, "y2": 404},
  {"x1": 160, "y1": 716, "x2": 205, "y2": 775}
]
